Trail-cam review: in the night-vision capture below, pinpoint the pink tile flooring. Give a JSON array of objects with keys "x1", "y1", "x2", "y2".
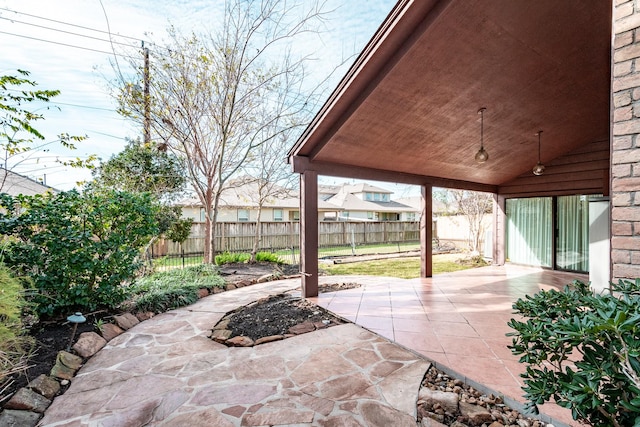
[{"x1": 310, "y1": 264, "x2": 589, "y2": 426}]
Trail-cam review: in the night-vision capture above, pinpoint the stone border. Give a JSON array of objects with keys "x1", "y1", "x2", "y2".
[
  {"x1": 211, "y1": 293, "x2": 345, "y2": 347},
  {"x1": 0, "y1": 271, "x2": 295, "y2": 426}
]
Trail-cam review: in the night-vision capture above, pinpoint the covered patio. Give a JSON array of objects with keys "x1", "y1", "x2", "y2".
[
  {"x1": 311, "y1": 265, "x2": 587, "y2": 425},
  {"x1": 288, "y1": 0, "x2": 612, "y2": 297}
]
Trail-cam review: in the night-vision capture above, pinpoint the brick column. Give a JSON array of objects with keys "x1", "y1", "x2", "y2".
[{"x1": 612, "y1": 0, "x2": 640, "y2": 281}]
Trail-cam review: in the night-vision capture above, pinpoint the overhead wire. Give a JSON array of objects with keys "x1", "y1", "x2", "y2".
[
  {"x1": 0, "y1": 6, "x2": 141, "y2": 42},
  {"x1": 0, "y1": 6, "x2": 173, "y2": 57},
  {"x1": 0, "y1": 16, "x2": 138, "y2": 49},
  {"x1": 0, "y1": 30, "x2": 139, "y2": 60}
]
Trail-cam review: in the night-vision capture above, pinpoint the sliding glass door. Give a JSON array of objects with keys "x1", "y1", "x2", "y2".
[
  {"x1": 506, "y1": 197, "x2": 552, "y2": 267},
  {"x1": 506, "y1": 195, "x2": 591, "y2": 273},
  {"x1": 556, "y1": 195, "x2": 589, "y2": 272}
]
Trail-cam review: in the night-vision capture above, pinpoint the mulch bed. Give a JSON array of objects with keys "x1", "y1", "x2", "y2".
[{"x1": 225, "y1": 294, "x2": 344, "y2": 341}]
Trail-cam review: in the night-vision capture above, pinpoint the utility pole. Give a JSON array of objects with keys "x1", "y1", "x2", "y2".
[{"x1": 142, "y1": 41, "x2": 151, "y2": 146}]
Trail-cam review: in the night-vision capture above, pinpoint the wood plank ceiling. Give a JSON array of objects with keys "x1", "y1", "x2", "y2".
[{"x1": 289, "y1": 0, "x2": 612, "y2": 193}]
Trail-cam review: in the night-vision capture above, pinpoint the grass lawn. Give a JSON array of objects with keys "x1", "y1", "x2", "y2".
[{"x1": 321, "y1": 253, "x2": 484, "y2": 279}]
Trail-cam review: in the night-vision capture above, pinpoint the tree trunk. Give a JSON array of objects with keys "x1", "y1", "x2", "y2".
[
  {"x1": 203, "y1": 190, "x2": 215, "y2": 264},
  {"x1": 208, "y1": 192, "x2": 222, "y2": 261},
  {"x1": 250, "y1": 206, "x2": 263, "y2": 263}
]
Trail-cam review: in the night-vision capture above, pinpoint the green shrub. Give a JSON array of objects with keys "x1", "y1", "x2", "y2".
[
  {"x1": 255, "y1": 252, "x2": 284, "y2": 264},
  {"x1": 507, "y1": 279, "x2": 640, "y2": 426},
  {"x1": 0, "y1": 190, "x2": 159, "y2": 317},
  {"x1": 0, "y1": 264, "x2": 34, "y2": 401},
  {"x1": 215, "y1": 252, "x2": 249, "y2": 265},
  {"x1": 131, "y1": 264, "x2": 225, "y2": 313},
  {"x1": 215, "y1": 251, "x2": 282, "y2": 265}
]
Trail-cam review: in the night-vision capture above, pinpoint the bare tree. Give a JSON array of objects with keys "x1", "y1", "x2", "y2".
[
  {"x1": 436, "y1": 189, "x2": 493, "y2": 253},
  {"x1": 115, "y1": 0, "x2": 328, "y2": 263},
  {"x1": 243, "y1": 128, "x2": 297, "y2": 262}
]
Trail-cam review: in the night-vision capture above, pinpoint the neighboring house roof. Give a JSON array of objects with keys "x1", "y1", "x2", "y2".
[
  {"x1": 176, "y1": 180, "x2": 342, "y2": 212},
  {"x1": 326, "y1": 188, "x2": 415, "y2": 213},
  {"x1": 341, "y1": 183, "x2": 393, "y2": 195},
  {"x1": 0, "y1": 169, "x2": 58, "y2": 196},
  {"x1": 395, "y1": 196, "x2": 448, "y2": 215}
]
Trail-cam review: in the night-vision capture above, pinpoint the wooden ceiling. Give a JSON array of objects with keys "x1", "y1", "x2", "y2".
[{"x1": 289, "y1": 0, "x2": 612, "y2": 192}]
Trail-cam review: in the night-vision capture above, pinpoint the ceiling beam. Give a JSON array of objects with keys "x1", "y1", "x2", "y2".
[{"x1": 290, "y1": 155, "x2": 498, "y2": 193}]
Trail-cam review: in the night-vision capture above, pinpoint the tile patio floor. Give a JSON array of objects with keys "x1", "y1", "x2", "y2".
[
  {"x1": 38, "y1": 264, "x2": 586, "y2": 426},
  {"x1": 310, "y1": 264, "x2": 588, "y2": 426}
]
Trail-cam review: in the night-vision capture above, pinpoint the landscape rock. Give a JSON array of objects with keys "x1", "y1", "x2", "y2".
[
  {"x1": 0, "y1": 409, "x2": 41, "y2": 427},
  {"x1": 100, "y1": 323, "x2": 125, "y2": 341},
  {"x1": 422, "y1": 417, "x2": 448, "y2": 427},
  {"x1": 226, "y1": 335, "x2": 254, "y2": 347},
  {"x1": 418, "y1": 388, "x2": 459, "y2": 414},
  {"x1": 459, "y1": 401, "x2": 494, "y2": 426},
  {"x1": 72, "y1": 332, "x2": 107, "y2": 358},
  {"x1": 417, "y1": 366, "x2": 546, "y2": 427},
  {"x1": 215, "y1": 318, "x2": 230, "y2": 330},
  {"x1": 211, "y1": 329, "x2": 232, "y2": 343},
  {"x1": 50, "y1": 351, "x2": 83, "y2": 380},
  {"x1": 254, "y1": 335, "x2": 284, "y2": 345},
  {"x1": 288, "y1": 321, "x2": 316, "y2": 335},
  {"x1": 4, "y1": 387, "x2": 51, "y2": 413},
  {"x1": 256, "y1": 274, "x2": 273, "y2": 283},
  {"x1": 225, "y1": 284, "x2": 237, "y2": 291},
  {"x1": 212, "y1": 286, "x2": 225, "y2": 294},
  {"x1": 114, "y1": 313, "x2": 140, "y2": 330},
  {"x1": 27, "y1": 374, "x2": 60, "y2": 399},
  {"x1": 135, "y1": 311, "x2": 155, "y2": 321},
  {"x1": 197, "y1": 288, "x2": 209, "y2": 298}
]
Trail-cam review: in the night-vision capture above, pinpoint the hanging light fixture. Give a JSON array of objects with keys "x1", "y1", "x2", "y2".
[
  {"x1": 475, "y1": 107, "x2": 489, "y2": 163},
  {"x1": 532, "y1": 130, "x2": 545, "y2": 175}
]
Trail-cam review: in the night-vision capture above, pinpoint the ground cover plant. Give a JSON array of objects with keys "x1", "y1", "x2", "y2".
[
  {"x1": 129, "y1": 264, "x2": 226, "y2": 313},
  {"x1": 507, "y1": 279, "x2": 640, "y2": 427},
  {"x1": 215, "y1": 251, "x2": 283, "y2": 265}
]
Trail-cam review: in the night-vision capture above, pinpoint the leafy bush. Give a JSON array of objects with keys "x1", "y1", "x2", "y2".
[
  {"x1": 507, "y1": 279, "x2": 640, "y2": 427},
  {"x1": 0, "y1": 264, "x2": 34, "y2": 401},
  {"x1": 215, "y1": 251, "x2": 283, "y2": 265},
  {"x1": 0, "y1": 190, "x2": 159, "y2": 317},
  {"x1": 255, "y1": 252, "x2": 284, "y2": 264},
  {"x1": 215, "y1": 252, "x2": 250, "y2": 265},
  {"x1": 131, "y1": 264, "x2": 224, "y2": 313}
]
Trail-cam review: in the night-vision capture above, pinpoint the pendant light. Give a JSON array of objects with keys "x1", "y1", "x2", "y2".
[
  {"x1": 532, "y1": 130, "x2": 545, "y2": 176},
  {"x1": 475, "y1": 107, "x2": 489, "y2": 163}
]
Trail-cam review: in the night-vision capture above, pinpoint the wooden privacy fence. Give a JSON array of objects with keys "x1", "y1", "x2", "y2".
[{"x1": 150, "y1": 221, "x2": 421, "y2": 257}]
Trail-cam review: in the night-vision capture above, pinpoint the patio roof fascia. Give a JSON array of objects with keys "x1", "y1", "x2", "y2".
[{"x1": 290, "y1": 155, "x2": 498, "y2": 193}]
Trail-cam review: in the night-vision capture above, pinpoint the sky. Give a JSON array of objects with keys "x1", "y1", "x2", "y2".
[{"x1": 0, "y1": 0, "x2": 418, "y2": 197}]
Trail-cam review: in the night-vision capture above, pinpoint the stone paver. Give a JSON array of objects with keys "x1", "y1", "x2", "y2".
[
  {"x1": 37, "y1": 268, "x2": 583, "y2": 426},
  {"x1": 38, "y1": 279, "x2": 430, "y2": 427}
]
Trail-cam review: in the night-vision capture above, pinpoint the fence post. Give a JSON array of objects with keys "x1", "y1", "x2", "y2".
[
  {"x1": 181, "y1": 246, "x2": 185, "y2": 269},
  {"x1": 351, "y1": 226, "x2": 356, "y2": 256}
]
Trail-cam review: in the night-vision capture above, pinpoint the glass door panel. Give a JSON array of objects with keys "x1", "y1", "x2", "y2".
[
  {"x1": 556, "y1": 195, "x2": 589, "y2": 272},
  {"x1": 506, "y1": 197, "x2": 552, "y2": 267}
]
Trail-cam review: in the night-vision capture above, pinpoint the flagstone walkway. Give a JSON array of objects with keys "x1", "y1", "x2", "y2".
[{"x1": 38, "y1": 265, "x2": 584, "y2": 426}]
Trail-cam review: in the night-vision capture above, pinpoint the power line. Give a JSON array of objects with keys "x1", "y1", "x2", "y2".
[
  {"x1": 0, "y1": 30, "x2": 139, "y2": 60},
  {"x1": 0, "y1": 6, "x2": 173, "y2": 56},
  {"x1": 0, "y1": 6, "x2": 142, "y2": 42},
  {"x1": 50, "y1": 101, "x2": 116, "y2": 112},
  {"x1": 0, "y1": 16, "x2": 139, "y2": 49}
]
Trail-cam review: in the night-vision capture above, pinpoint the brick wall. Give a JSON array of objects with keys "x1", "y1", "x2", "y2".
[{"x1": 612, "y1": 0, "x2": 640, "y2": 280}]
